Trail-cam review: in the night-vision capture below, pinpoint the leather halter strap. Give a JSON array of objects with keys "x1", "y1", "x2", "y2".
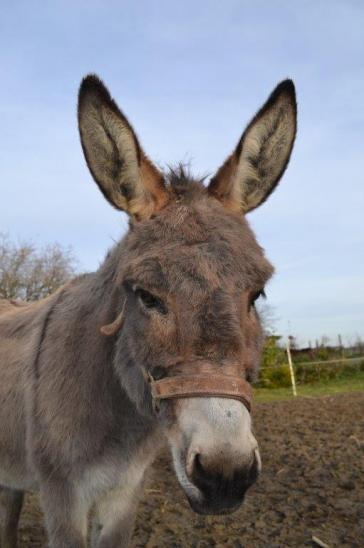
[{"x1": 147, "y1": 373, "x2": 252, "y2": 413}]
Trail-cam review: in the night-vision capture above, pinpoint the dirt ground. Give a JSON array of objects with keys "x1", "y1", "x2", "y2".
[{"x1": 18, "y1": 391, "x2": 364, "y2": 547}]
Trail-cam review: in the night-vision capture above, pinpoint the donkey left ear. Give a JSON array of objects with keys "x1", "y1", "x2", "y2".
[
  {"x1": 78, "y1": 74, "x2": 168, "y2": 220},
  {"x1": 208, "y1": 80, "x2": 297, "y2": 213}
]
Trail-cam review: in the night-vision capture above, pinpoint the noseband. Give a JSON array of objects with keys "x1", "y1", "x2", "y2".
[{"x1": 145, "y1": 370, "x2": 253, "y2": 413}]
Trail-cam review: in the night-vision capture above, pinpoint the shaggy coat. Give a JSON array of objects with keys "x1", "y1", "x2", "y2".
[{"x1": 0, "y1": 75, "x2": 296, "y2": 547}]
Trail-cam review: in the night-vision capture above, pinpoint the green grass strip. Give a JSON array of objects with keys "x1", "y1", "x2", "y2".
[{"x1": 254, "y1": 372, "x2": 364, "y2": 402}]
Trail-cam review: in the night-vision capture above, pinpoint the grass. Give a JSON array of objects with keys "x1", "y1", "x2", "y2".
[{"x1": 254, "y1": 371, "x2": 364, "y2": 403}]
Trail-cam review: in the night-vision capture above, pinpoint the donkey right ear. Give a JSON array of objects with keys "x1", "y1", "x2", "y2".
[
  {"x1": 208, "y1": 80, "x2": 297, "y2": 214},
  {"x1": 78, "y1": 75, "x2": 168, "y2": 220}
]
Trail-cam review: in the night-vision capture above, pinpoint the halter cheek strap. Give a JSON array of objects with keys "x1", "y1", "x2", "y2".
[{"x1": 145, "y1": 370, "x2": 252, "y2": 413}]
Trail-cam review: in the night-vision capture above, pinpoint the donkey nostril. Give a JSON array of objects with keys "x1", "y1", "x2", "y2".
[
  {"x1": 194, "y1": 454, "x2": 204, "y2": 475},
  {"x1": 194, "y1": 453, "x2": 214, "y2": 479},
  {"x1": 190, "y1": 450, "x2": 260, "y2": 505},
  {"x1": 191, "y1": 453, "x2": 215, "y2": 492}
]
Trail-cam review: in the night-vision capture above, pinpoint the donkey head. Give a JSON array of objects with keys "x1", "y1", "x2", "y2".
[{"x1": 78, "y1": 75, "x2": 296, "y2": 515}]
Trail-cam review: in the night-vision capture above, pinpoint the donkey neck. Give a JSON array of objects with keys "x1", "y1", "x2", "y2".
[{"x1": 33, "y1": 239, "x2": 158, "y2": 466}]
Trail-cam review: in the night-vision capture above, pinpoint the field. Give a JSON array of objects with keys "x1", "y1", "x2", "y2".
[
  {"x1": 18, "y1": 387, "x2": 364, "y2": 547},
  {"x1": 254, "y1": 371, "x2": 364, "y2": 401}
]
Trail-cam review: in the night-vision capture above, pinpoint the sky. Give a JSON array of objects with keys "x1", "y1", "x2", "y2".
[{"x1": 0, "y1": 0, "x2": 363, "y2": 346}]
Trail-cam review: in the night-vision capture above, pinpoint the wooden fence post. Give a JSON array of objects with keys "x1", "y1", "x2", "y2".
[{"x1": 286, "y1": 340, "x2": 297, "y2": 397}]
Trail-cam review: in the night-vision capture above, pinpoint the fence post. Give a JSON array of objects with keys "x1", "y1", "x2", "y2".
[{"x1": 286, "y1": 340, "x2": 297, "y2": 397}]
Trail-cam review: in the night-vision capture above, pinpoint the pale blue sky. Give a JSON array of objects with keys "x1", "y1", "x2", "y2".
[{"x1": 0, "y1": 1, "x2": 363, "y2": 345}]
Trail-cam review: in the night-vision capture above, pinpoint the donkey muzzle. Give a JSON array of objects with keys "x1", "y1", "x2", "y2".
[{"x1": 145, "y1": 364, "x2": 258, "y2": 514}]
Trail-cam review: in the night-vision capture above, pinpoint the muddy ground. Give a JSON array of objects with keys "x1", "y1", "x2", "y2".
[{"x1": 18, "y1": 391, "x2": 364, "y2": 547}]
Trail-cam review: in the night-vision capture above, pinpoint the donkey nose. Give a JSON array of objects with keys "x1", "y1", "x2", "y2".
[{"x1": 189, "y1": 452, "x2": 259, "y2": 514}]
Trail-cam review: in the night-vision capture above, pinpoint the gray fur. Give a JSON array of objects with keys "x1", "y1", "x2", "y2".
[{"x1": 0, "y1": 75, "x2": 296, "y2": 546}]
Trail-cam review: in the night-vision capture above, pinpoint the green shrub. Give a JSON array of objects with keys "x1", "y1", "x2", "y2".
[
  {"x1": 257, "y1": 336, "x2": 290, "y2": 388},
  {"x1": 261, "y1": 336, "x2": 286, "y2": 368},
  {"x1": 258, "y1": 364, "x2": 291, "y2": 388},
  {"x1": 315, "y1": 347, "x2": 330, "y2": 361},
  {"x1": 257, "y1": 359, "x2": 364, "y2": 389},
  {"x1": 295, "y1": 359, "x2": 364, "y2": 384},
  {"x1": 256, "y1": 335, "x2": 364, "y2": 389}
]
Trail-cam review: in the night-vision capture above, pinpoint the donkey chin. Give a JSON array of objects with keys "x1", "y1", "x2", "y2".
[{"x1": 167, "y1": 396, "x2": 261, "y2": 515}]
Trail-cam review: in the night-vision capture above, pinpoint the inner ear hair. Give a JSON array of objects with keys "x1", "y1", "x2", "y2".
[
  {"x1": 78, "y1": 74, "x2": 168, "y2": 220},
  {"x1": 209, "y1": 79, "x2": 297, "y2": 213}
]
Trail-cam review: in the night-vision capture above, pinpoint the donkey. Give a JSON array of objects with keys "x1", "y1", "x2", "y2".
[{"x1": 0, "y1": 75, "x2": 296, "y2": 547}]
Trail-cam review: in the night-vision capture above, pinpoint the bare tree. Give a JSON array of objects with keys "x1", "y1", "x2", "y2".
[
  {"x1": 288, "y1": 334, "x2": 297, "y2": 350},
  {"x1": 320, "y1": 335, "x2": 330, "y2": 348},
  {"x1": 0, "y1": 233, "x2": 77, "y2": 301},
  {"x1": 257, "y1": 302, "x2": 278, "y2": 336}
]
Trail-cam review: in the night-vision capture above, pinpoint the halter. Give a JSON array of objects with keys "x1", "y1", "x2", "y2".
[{"x1": 144, "y1": 368, "x2": 252, "y2": 414}]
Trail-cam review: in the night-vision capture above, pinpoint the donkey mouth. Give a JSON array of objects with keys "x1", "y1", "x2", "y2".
[{"x1": 186, "y1": 494, "x2": 243, "y2": 515}]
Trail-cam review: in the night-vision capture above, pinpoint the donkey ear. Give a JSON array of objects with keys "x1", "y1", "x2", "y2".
[
  {"x1": 78, "y1": 75, "x2": 168, "y2": 220},
  {"x1": 208, "y1": 80, "x2": 297, "y2": 213}
]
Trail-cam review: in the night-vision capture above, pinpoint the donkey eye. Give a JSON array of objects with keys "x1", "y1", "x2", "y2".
[
  {"x1": 134, "y1": 287, "x2": 167, "y2": 314},
  {"x1": 249, "y1": 289, "x2": 266, "y2": 310}
]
